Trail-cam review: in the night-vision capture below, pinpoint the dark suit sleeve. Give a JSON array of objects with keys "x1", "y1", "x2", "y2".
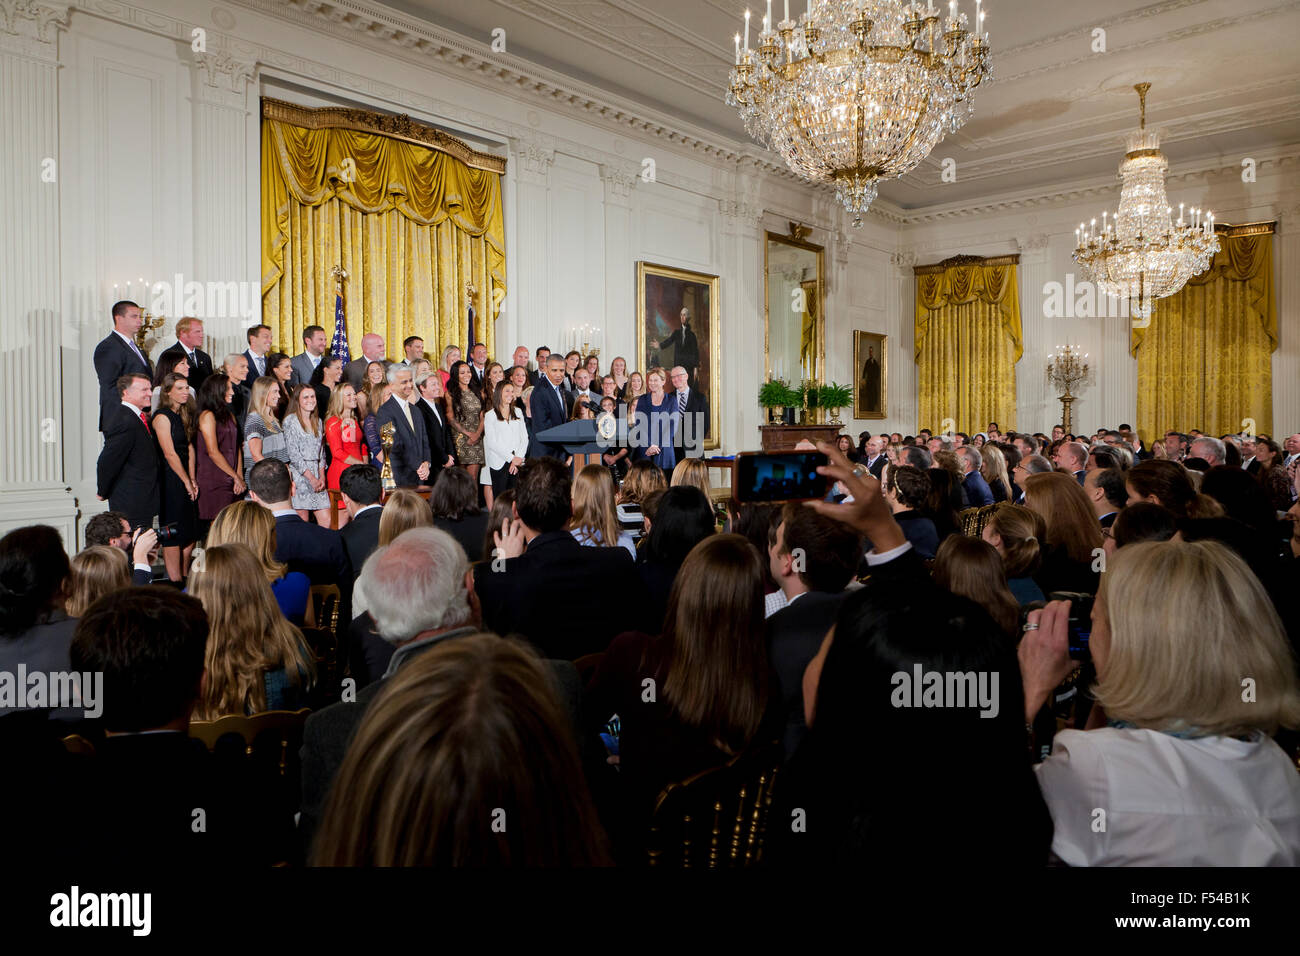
[
  {"x1": 132, "y1": 567, "x2": 152, "y2": 586},
  {"x1": 96, "y1": 413, "x2": 132, "y2": 498}
]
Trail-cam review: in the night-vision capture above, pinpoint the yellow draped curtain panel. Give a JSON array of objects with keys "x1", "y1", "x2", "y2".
[
  {"x1": 915, "y1": 257, "x2": 1022, "y2": 434},
  {"x1": 261, "y1": 109, "x2": 506, "y2": 361},
  {"x1": 1132, "y1": 228, "x2": 1275, "y2": 443}
]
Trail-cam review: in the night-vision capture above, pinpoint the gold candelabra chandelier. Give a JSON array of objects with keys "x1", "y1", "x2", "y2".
[
  {"x1": 725, "y1": 0, "x2": 992, "y2": 226},
  {"x1": 1046, "y1": 344, "x2": 1091, "y2": 434},
  {"x1": 1072, "y1": 83, "x2": 1220, "y2": 322}
]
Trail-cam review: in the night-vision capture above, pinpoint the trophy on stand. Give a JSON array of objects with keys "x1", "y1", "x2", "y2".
[{"x1": 379, "y1": 422, "x2": 397, "y2": 493}]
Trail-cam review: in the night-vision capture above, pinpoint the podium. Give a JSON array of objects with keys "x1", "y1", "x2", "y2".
[{"x1": 534, "y1": 419, "x2": 619, "y2": 476}]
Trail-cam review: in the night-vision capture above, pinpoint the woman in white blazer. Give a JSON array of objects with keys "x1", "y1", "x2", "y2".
[
  {"x1": 482, "y1": 380, "x2": 530, "y2": 509},
  {"x1": 1019, "y1": 538, "x2": 1300, "y2": 866}
]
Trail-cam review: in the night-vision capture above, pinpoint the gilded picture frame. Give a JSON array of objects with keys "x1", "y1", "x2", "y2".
[
  {"x1": 635, "y1": 262, "x2": 721, "y2": 451},
  {"x1": 854, "y1": 331, "x2": 887, "y2": 420}
]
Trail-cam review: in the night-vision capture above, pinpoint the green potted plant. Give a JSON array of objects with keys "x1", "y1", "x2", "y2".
[
  {"x1": 819, "y1": 382, "x2": 853, "y2": 425},
  {"x1": 758, "y1": 378, "x2": 796, "y2": 425}
]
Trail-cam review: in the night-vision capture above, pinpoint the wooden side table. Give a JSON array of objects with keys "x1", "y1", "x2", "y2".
[{"x1": 758, "y1": 424, "x2": 843, "y2": 452}]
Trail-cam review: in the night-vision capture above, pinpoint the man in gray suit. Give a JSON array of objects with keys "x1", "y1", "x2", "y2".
[
  {"x1": 376, "y1": 365, "x2": 430, "y2": 487},
  {"x1": 343, "y1": 333, "x2": 390, "y2": 389},
  {"x1": 289, "y1": 325, "x2": 328, "y2": 387}
]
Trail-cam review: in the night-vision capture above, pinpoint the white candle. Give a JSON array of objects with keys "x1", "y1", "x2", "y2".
[
  {"x1": 744, "y1": 9, "x2": 750, "y2": 50},
  {"x1": 784, "y1": 0, "x2": 790, "y2": 24},
  {"x1": 735, "y1": 33, "x2": 740, "y2": 63},
  {"x1": 766, "y1": 0, "x2": 772, "y2": 31},
  {"x1": 950, "y1": 0, "x2": 956, "y2": 21},
  {"x1": 1178, "y1": 202, "x2": 1184, "y2": 226}
]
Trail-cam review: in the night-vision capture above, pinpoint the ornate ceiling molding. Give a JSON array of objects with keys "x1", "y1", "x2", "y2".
[{"x1": 894, "y1": 148, "x2": 1300, "y2": 225}]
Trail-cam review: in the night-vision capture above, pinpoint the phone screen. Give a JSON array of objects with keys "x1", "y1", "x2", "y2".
[{"x1": 734, "y1": 452, "x2": 830, "y2": 502}]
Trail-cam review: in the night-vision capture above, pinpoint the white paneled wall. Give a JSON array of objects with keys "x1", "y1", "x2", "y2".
[{"x1": 6, "y1": 0, "x2": 1297, "y2": 540}]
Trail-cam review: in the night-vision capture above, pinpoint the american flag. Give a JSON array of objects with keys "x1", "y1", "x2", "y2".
[{"x1": 331, "y1": 290, "x2": 350, "y2": 364}]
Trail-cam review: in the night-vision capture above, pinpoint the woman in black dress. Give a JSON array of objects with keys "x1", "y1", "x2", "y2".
[{"x1": 152, "y1": 372, "x2": 200, "y2": 582}]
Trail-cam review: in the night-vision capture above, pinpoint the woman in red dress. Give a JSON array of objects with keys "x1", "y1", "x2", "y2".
[{"x1": 325, "y1": 383, "x2": 368, "y2": 527}]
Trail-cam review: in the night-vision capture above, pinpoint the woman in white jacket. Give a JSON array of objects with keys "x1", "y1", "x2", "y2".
[
  {"x1": 482, "y1": 380, "x2": 529, "y2": 509},
  {"x1": 1019, "y1": 539, "x2": 1300, "y2": 866}
]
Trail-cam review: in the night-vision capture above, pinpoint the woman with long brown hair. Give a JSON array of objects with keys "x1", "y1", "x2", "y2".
[
  {"x1": 483, "y1": 379, "x2": 528, "y2": 509},
  {"x1": 195, "y1": 372, "x2": 243, "y2": 528},
  {"x1": 188, "y1": 543, "x2": 315, "y2": 718},
  {"x1": 1023, "y1": 470, "x2": 1103, "y2": 594},
  {"x1": 313, "y1": 634, "x2": 610, "y2": 866},
  {"x1": 1251, "y1": 437, "x2": 1293, "y2": 512},
  {"x1": 933, "y1": 535, "x2": 1021, "y2": 637},
  {"x1": 153, "y1": 371, "x2": 199, "y2": 581},
  {"x1": 570, "y1": 464, "x2": 635, "y2": 556},
  {"x1": 282, "y1": 384, "x2": 331, "y2": 527},
  {"x1": 242, "y1": 376, "x2": 289, "y2": 488},
  {"x1": 206, "y1": 500, "x2": 312, "y2": 626},
  {"x1": 325, "y1": 383, "x2": 368, "y2": 527},
  {"x1": 616, "y1": 458, "x2": 667, "y2": 542},
  {"x1": 584, "y1": 533, "x2": 778, "y2": 862},
  {"x1": 446, "y1": 359, "x2": 485, "y2": 485}
]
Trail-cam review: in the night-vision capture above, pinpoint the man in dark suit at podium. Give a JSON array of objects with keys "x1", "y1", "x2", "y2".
[
  {"x1": 528, "y1": 355, "x2": 572, "y2": 460},
  {"x1": 157, "y1": 317, "x2": 214, "y2": 392},
  {"x1": 474, "y1": 457, "x2": 651, "y2": 659},
  {"x1": 93, "y1": 300, "x2": 153, "y2": 432}
]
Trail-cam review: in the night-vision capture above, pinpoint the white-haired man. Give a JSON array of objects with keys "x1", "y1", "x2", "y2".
[
  {"x1": 1189, "y1": 436, "x2": 1227, "y2": 467},
  {"x1": 299, "y1": 528, "x2": 480, "y2": 842},
  {"x1": 376, "y1": 365, "x2": 430, "y2": 487},
  {"x1": 957, "y1": 445, "x2": 994, "y2": 507}
]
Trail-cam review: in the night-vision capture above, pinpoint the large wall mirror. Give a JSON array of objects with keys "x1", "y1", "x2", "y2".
[{"x1": 765, "y1": 224, "x2": 825, "y2": 387}]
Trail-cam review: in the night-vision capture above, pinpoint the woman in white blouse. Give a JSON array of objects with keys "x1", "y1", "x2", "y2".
[
  {"x1": 1019, "y1": 539, "x2": 1300, "y2": 866},
  {"x1": 482, "y1": 380, "x2": 529, "y2": 509}
]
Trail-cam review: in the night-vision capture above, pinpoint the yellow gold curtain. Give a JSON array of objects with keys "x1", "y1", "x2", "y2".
[
  {"x1": 915, "y1": 256, "x2": 1022, "y2": 433},
  {"x1": 1132, "y1": 228, "x2": 1275, "y2": 442},
  {"x1": 260, "y1": 108, "x2": 506, "y2": 359}
]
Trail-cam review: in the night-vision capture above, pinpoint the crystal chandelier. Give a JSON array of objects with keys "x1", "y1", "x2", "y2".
[
  {"x1": 1072, "y1": 83, "x2": 1220, "y2": 322},
  {"x1": 725, "y1": 0, "x2": 991, "y2": 226}
]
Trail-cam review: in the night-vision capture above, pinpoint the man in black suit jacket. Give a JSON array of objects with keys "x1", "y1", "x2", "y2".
[
  {"x1": 338, "y1": 464, "x2": 383, "y2": 581},
  {"x1": 1085, "y1": 466, "x2": 1125, "y2": 530},
  {"x1": 474, "y1": 457, "x2": 652, "y2": 660},
  {"x1": 528, "y1": 355, "x2": 572, "y2": 460},
  {"x1": 668, "y1": 366, "x2": 709, "y2": 461},
  {"x1": 83, "y1": 511, "x2": 158, "y2": 584},
  {"x1": 62, "y1": 588, "x2": 289, "y2": 867},
  {"x1": 651, "y1": 308, "x2": 700, "y2": 388},
  {"x1": 93, "y1": 300, "x2": 153, "y2": 432},
  {"x1": 765, "y1": 502, "x2": 863, "y2": 757},
  {"x1": 156, "y1": 317, "x2": 213, "y2": 392},
  {"x1": 377, "y1": 366, "x2": 431, "y2": 487},
  {"x1": 96, "y1": 374, "x2": 160, "y2": 530},
  {"x1": 248, "y1": 460, "x2": 351, "y2": 589},
  {"x1": 416, "y1": 372, "x2": 457, "y2": 471}
]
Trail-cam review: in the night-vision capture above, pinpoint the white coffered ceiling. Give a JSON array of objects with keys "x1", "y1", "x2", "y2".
[{"x1": 378, "y1": 0, "x2": 1300, "y2": 209}]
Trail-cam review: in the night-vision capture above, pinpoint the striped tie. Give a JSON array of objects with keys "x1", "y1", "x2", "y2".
[{"x1": 678, "y1": 390, "x2": 687, "y2": 413}]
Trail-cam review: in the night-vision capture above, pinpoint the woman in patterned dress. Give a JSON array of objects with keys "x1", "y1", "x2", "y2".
[
  {"x1": 283, "y1": 384, "x2": 331, "y2": 527},
  {"x1": 446, "y1": 359, "x2": 485, "y2": 486}
]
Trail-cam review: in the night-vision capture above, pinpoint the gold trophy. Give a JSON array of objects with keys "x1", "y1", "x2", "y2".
[{"x1": 379, "y1": 421, "x2": 397, "y2": 493}]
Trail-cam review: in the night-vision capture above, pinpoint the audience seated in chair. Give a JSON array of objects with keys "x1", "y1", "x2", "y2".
[
  {"x1": 474, "y1": 456, "x2": 652, "y2": 660},
  {"x1": 338, "y1": 463, "x2": 384, "y2": 579},
  {"x1": 313, "y1": 634, "x2": 608, "y2": 866},
  {"x1": 1021, "y1": 540, "x2": 1300, "y2": 864},
  {"x1": 0, "y1": 526, "x2": 78, "y2": 722},
  {"x1": 188, "y1": 543, "x2": 316, "y2": 718},
  {"x1": 765, "y1": 502, "x2": 863, "y2": 758},
  {"x1": 60, "y1": 588, "x2": 289, "y2": 866},
  {"x1": 634, "y1": 485, "x2": 716, "y2": 633},
  {"x1": 584, "y1": 534, "x2": 782, "y2": 864},
  {"x1": 207, "y1": 500, "x2": 313, "y2": 626},
  {"x1": 248, "y1": 458, "x2": 352, "y2": 591}
]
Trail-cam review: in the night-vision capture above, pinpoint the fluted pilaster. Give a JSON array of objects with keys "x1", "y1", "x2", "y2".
[{"x1": 0, "y1": 0, "x2": 75, "y2": 538}]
